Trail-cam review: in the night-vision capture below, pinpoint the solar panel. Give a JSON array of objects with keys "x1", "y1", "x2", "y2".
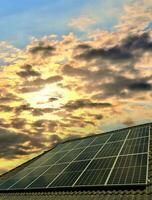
[
  {"x1": 90, "y1": 134, "x2": 111, "y2": 145},
  {"x1": 127, "y1": 126, "x2": 149, "y2": 139},
  {"x1": 48, "y1": 160, "x2": 91, "y2": 188},
  {"x1": 107, "y1": 154, "x2": 147, "y2": 185},
  {"x1": 108, "y1": 130, "x2": 127, "y2": 142},
  {"x1": 74, "y1": 145, "x2": 102, "y2": 161},
  {"x1": 120, "y1": 137, "x2": 148, "y2": 155},
  {"x1": 56, "y1": 149, "x2": 83, "y2": 164},
  {"x1": 0, "y1": 124, "x2": 150, "y2": 191},
  {"x1": 10, "y1": 164, "x2": 68, "y2": 189},
  {"x1": 74, "y1": 157, "x2": 116, "y2": 186},
  {"x1": 95, "y1": 141, "x2": 124, "y2": 158}
]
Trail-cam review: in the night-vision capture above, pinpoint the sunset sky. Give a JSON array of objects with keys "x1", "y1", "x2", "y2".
[{"x1": 0, "y1": 0, "x2": 152, "y2": 175}]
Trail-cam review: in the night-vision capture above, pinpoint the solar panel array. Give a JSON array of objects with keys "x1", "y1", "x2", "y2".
[{"x1": 0, "y1": 124, "x2": 150, "y2": 191}]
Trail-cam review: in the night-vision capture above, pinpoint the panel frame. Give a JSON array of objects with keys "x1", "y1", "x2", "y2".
[
  {"x1": 146, "y1": 125, "x2": 151, "y2": 183},
  {"x1": 104, "y1": 129, "x2": 130, "y2": 185}
]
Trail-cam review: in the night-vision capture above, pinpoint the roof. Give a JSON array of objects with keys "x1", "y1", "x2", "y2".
[{"x1": 0, "y1": 122, "x2": 152, "y2": 200}]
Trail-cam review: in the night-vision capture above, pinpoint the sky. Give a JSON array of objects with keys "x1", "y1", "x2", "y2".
[{"x1": 0, "y1": 0, "x2": 152, "y2": 175}]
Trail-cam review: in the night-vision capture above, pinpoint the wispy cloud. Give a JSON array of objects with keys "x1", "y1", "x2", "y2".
[{"x1": 68, "y1": 15, "x2": 97, "y2": 31}]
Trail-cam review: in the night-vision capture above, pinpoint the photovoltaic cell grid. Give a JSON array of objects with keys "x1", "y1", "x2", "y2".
[{"x1": 0, "y1": 125, "x2": 150, "y2": 190}]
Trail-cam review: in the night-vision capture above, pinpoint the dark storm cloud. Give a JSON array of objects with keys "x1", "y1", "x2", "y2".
[
  {"x1": 17, "y1": 64, "x2": 41, "y2": 78},
  {"x1": 29, "y1": 42, "x2": 56, "y2": 57},
  {"x1": 63, "y1": 99, "x2": 112, "y2": 111}
]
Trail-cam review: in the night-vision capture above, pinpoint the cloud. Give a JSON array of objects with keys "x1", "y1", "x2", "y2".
[
  {"x1": 68, "y1": 15, "x2": 97, "y2": 31},
  {"x1": 0, "y1": 93, "x2": 22, "y2": 103},
  {"x1": 76, "y1": 45, "x2": 133, "y2": 61},
  {"x1": 0, "y1": 105, "x2": 13, "y2": 112},
  {"x1": 76, "y1": 33, "x2": 152, "y2": 65},
  {"x1": 0, "y1": 128, "x2": 41, "y2": 159},
  {"x1": 115, "y1": 1, "x2": 152, "y2": 33},
  {"x1": 28, "y1": 41, "x2": 56, "y2": 57},
  {"x1": 62, "y1": 64, "x2": 90, "y2": 77},
  {"x1": 11, "y1": 118, "x2": 26, "y2": 129},
  {"x1": 17, "y1": 64, "x2": 41, "y2": 78},
  {"x1": 123, "y1": 118, "x2": 135, "y2": 126},
  {"x1": 49, "y1": 134, "x2": 62, "y2": 145},
  {"x1": 122, "y1": 32, "x2": 152, "y2": 51},
  {"x1": 17, "y1": 75, "x2": 63, "y2": 93},
  {"x1": 92, "y1": 75, "x2": 152, "y2": 99},
  {"x1": 128, "y1": 82, "x2": 151, "y2": 91},
  {"x1": 63, "y1": 99, "x2": 112, "y2": 111},
  {"x1": 32, "y1": 119, "x2": 57, "y2": 132}
]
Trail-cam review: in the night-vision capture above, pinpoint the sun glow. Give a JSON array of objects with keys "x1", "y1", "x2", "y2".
[{"x1": 22, "y1": 84, "x2": 68, "y2": 109}]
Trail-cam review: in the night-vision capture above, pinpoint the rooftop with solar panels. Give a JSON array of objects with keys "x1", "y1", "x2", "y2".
[{"x1": 0, "y1": 122, "x2": 152, "y2": 200}]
